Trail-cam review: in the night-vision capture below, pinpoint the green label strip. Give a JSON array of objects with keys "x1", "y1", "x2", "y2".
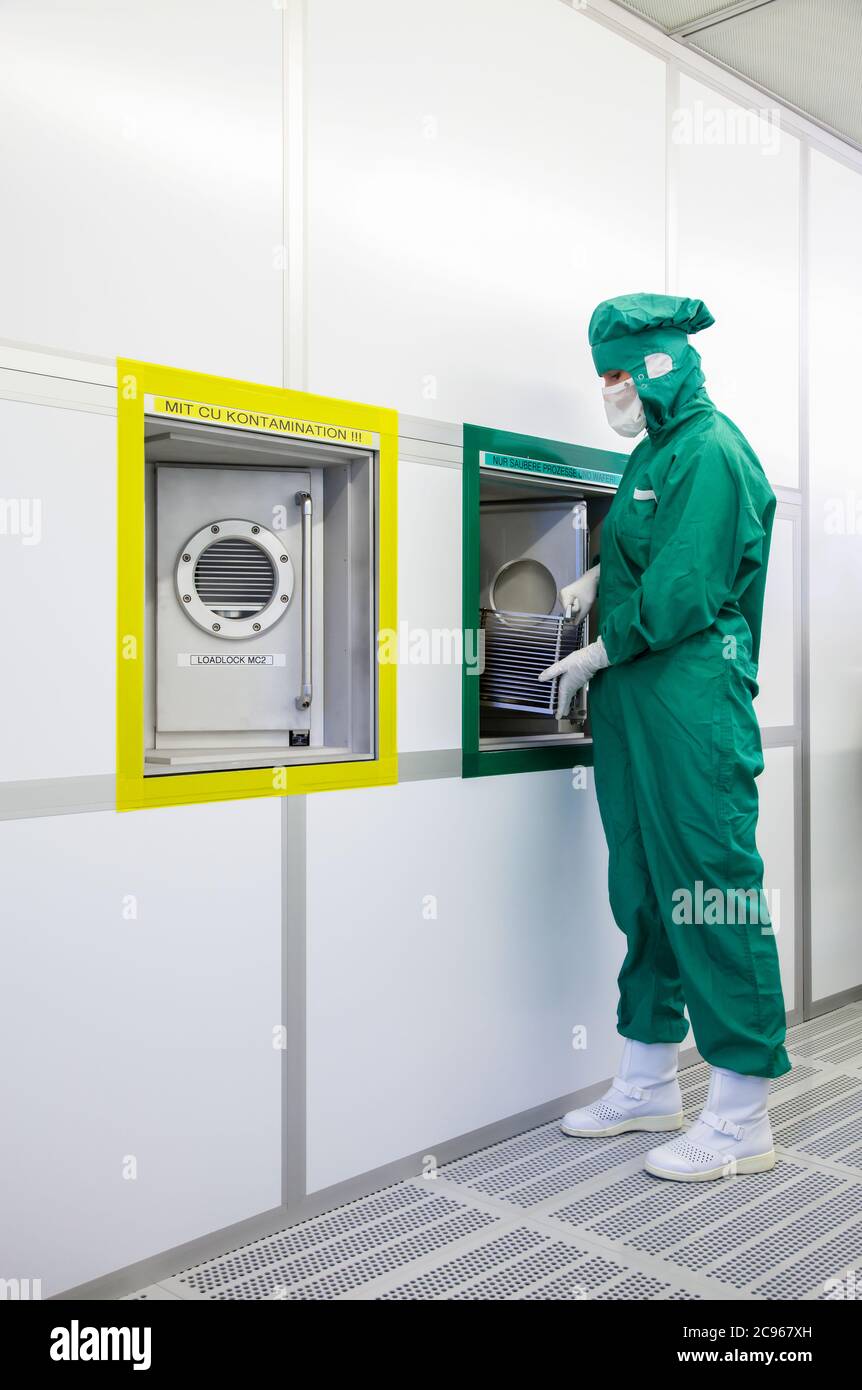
[{"x1": 480, "y1": 451, "x2": 622, "y2": 487}]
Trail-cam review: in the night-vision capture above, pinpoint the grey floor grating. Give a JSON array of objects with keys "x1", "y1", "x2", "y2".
[{"x1": 126, "y1": 1004, "x2": 862, "y2": 1301}]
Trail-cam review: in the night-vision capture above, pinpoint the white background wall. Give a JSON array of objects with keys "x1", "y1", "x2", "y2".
[
  {"x1": 0, "y1": 0, "x2": 288, "y2": 1297},
  {"x1": 0, "y1": 0, "x2": 283, "y2": 384},
  {"x1": 396, "y1": 454, "x2": 463, "y2": 752},
  {"x1": 305, "y1": 0, "x2": 666, "y2": 451},
  {"x1": 0, "y1": 400, "x2": 115, "y2": 780},
  {"x1": 0, "y1": 800, "x2": 282, "y2": 1297},
  {"x1": 808, "y1": 150, "x2": 862, "y2": 1001},
  {"x1": 306, "y1": 770, "x2": 620, "y2": 1192},
  {"x1": 673, "y1": 74, "x2": 800, "y2": 489},
  {"x1": 0, "y1": 0, "x2": 857, "y2": 1292}
]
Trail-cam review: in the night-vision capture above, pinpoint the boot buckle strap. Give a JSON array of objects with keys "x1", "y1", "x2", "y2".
[
  {"x1": 702, "y1": 1109, "x2": 743, "y2": 1140},
  {"x1": 612, "y1": 1077, "x2": 644, "y2": 1102}
]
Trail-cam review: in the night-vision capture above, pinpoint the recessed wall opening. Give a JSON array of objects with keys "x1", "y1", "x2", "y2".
[
  {"x1": 478, "y1": 468, "x2": 614, "y2": 753},
  {"x1": 142, "y1": 418, "x2": 378, "y2": 777}
]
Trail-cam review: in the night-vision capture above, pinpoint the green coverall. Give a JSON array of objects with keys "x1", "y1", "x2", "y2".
[{"x1": 588, "y1": 293, "x2": 790, "y2": 1079}]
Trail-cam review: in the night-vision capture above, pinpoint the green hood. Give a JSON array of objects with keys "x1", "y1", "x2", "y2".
[{"x1": 588, "y1": 293, "x2": 715, "y2": 436}]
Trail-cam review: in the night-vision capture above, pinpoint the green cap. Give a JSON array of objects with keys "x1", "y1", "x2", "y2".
[
  {"x1": 588, "y1": 293, "x2": 714, "y2": 376},
  {"x1": 588, "y1": 293, "x2": 715, "y2": 434}
]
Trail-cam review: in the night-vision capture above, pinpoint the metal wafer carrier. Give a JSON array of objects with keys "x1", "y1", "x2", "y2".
[{"x1": 479, "y1": 608, "x2": 588, "y2": 724}]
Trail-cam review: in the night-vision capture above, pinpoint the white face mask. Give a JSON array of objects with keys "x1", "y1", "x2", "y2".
[{"x1": 602, "y1": 377, "x2": 646, "y2": 438}]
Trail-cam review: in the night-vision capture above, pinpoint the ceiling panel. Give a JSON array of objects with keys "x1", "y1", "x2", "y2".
[
  {"x1": 690, "y1": 0, "x2": 862, "y2": 148},
  {"x1": 614, "y1": 0, "x2": 862, "y2": 151},
  {"x1": 619, "y1": 1, "x2": 759, "y2": 30}
]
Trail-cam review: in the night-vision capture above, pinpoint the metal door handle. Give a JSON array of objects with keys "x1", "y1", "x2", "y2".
[{"x1": 295, "y1": 491, "x2": 312, "y2": 709}]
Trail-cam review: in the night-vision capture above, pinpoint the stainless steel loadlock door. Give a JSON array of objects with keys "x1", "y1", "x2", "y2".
[{"x1": 155, "y1": 464, "x2": 309, "y2": 737}]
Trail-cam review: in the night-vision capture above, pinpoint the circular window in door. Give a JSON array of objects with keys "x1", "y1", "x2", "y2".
[{"x1": 176, "y1": 519, "x2": 294, "y2": 640}]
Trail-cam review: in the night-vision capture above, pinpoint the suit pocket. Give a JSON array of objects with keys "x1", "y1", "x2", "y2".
[{"x1": 618, "y1": 494, "x2": 657, "y2": 568}]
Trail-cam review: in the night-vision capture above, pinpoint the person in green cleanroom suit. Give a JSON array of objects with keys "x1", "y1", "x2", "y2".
[{"x1": 540, "y1": 293, "x2": 790, "y2": 1182}]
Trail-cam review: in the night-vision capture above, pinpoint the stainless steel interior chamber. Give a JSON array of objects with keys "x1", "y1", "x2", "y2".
[
  {"x1": 142, "y1": 417, "x2": 378, "y2": 777},
  {"x1": 478, "y1": 467, "x2": 614, "y2": 752}
]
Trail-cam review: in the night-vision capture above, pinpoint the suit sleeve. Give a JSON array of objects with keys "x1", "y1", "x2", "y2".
[{"x1": 599, "y1": 443, "x2": 770, "y2": 665}]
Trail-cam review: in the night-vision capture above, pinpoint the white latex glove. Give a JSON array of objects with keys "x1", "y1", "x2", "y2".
[
  {"x1": 560, "y1": 563, "x2": 600, "y2": 623},
  {"x1": 538, "y1": 636, "x2": 609, "y2": 718}
]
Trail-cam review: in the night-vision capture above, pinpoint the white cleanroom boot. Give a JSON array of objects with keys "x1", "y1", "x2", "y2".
[
  {"x1": 644, "y1": 1066, "x2": 774, "y2": 1181},
  {"x1": 560, "y1": 1040, "x2": 683, "y2": 1138}
]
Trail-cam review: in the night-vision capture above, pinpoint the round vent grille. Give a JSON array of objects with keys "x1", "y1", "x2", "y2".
[
  {"x1": 194, "y1": 538, "x2": 276, "y2": 619},
  {"x1": 176, "y1": 519, "x2": 294, "y2": 640}
]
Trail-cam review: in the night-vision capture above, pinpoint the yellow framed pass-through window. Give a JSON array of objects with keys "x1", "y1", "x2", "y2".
[{"x1": 116, "y1": 359, "x2": 398, "y2": 811}]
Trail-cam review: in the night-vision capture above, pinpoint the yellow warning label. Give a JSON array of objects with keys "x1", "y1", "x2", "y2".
[{"x1": 151, "y1": 396, "x2": 374, "y2": 447}]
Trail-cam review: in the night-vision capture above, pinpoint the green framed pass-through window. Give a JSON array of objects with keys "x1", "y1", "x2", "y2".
[{"x1": 461, "y1": 423, "x2": 625, "y2": 779}]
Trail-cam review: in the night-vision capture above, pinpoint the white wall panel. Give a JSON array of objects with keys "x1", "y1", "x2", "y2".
[
  {"x1": 675, "y1": 76, "x2": 800, "y2": 488},
  {"x1": 305, "y1": 0, "x2": 666, "y2": 449},
  {"x1": 0, "y1": 799, "x2": 282, "y2": 1295},
  {"x1": 757, "y1": 514, "x2": 796, "y2": 730},
  {"x1": 757, "y1": 745, "x2": 797, "y2": 1011},
  {"x1": 0, "y1": 399, "x2": 115, "y2": 781},
  {"x1": 305, "y1": 770, "x2": 622, "y2": 1192},
  {"x1": 397, "y1": 457, "x2": 462, "y2": 752},
  {"x1": 306, "y1": 749, "x2": 798, "y2": 1192},
  {"x1": 0, "y1": 0, "x2": 282, "y2": 383},
  {"x1": 808, "y1": 151, "x2": 862, "y2": 1001}
]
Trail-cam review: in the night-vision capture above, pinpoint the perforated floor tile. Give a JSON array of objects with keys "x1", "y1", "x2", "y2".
[
  {"x1": 127, "y1": 1006, "x2": 862, "y2": 1301},
  {"x1": 376, "y1": 1228, "x2": 548, "y2": 1299}
]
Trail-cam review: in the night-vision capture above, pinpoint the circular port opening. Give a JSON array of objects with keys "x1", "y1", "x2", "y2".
[
  {"x1": 176, "y1": 519, "x2": 293, "y2": 640},
  {"x1": 488, "y1": 558, "x2": 558, "y2": 618},
  {"x1": 194, "y1": 537, "x2": 277, "y2": 620}
]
